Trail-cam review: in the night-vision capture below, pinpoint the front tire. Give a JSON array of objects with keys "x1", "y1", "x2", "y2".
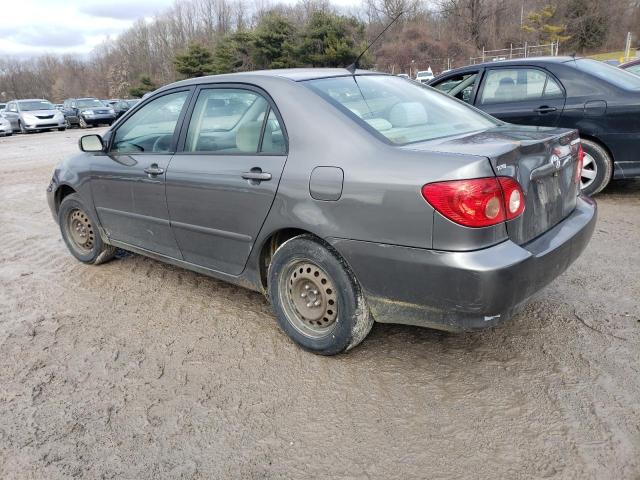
[
  {"x1": 268, "y1": 235, "x2": 373, "y2": 355},
  {"x1": 79, "y1": 116, "x2": 88, "y2": 129},
  {"x1": 580, "y1": 139, "x2": 613, "y2": 196},
  {"x1": 19, "y1": 121, "x2": 26, "y2": 134},
  {"x1": 58, "y1": 193, "x2": 115, "y2": 265},
  {"x1": 58, "y1": 127, "x2": 66, "y2": 132}
]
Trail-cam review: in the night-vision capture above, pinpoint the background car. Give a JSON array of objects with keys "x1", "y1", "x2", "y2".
[
  {"x1": 0, "y1": 112, "x2": 12, "y2": 136},
  {"x1": 47, "y1": 70, "x2": 595, "y2": 355},
  {"x1": 62, "y1": 98, "x2": 116, "y2": 128},
  {"x1": 428, "y1": 56, "x2": 640, "y2": 195},
  {"x1": 620, "y1": 58, "x2": 640, "y2": 76},
  {"x1": 109, "y1": 99, "x2": 139, "y2": 118},
  {"x1": 3, "y1": 99, "x2": 66, "y2": 133},
  {"x1": 415, "y1": 69, "x2": 434, "y2": 83},
  {"x1": 0, "y1": 102, "x2": 6, "y2": 112}
]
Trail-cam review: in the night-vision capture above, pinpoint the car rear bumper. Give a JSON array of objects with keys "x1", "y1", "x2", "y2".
[{"x1": 328, "y1": 195, "x2": 597, "y2": 332}]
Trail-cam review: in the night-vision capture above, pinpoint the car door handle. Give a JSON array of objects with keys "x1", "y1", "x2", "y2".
[
  {"x1": 534, "y1": 106, "x2": 557, "y2": 114},
  {"x1": 242, "y1": 169, "x2": 271, "y2": 182},
  {"x1": 144, "y1": 164, "x2": 164, "y2": 176}
]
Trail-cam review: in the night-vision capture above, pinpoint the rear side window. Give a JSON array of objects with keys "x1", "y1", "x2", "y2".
[
  {"x1": 480, "y1": 68, "x2": 563, "y2": 104},
  {"x1": 626, "y1": 64, "x2": 640, "y2": 75},
  {"x1": 305, "y1": 75, "x2": 497, "y2": 145},
  {"x1": 184, "y1": 88, "x2": 286, "y2": 155}
]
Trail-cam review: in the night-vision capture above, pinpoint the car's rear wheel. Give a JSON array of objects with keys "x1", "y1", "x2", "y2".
[
  {"x1": 580, "y1": 139, "x2": 613, "y2": 196},
  {"x1": 268, "y1": 235, "x2": 373, "y2": 355},
  {"x1": 58, "y1": 193, "x2": 116, "y2": 265}
]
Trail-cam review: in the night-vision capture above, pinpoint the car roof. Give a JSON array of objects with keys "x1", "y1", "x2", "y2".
[
  {"x1": 17, "y1": 98, "x2": 48, "y2": 102},
  {"x1": 163, "y1": 68, "x2": 388, "y2": 89}
]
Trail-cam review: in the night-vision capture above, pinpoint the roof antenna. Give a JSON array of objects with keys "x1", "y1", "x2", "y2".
[{"x1": 346, "y1": 11, "x2": 404, "y2": 74}]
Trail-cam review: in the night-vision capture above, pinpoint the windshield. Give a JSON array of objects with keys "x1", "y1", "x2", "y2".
[
  {"x1": 18, "y1": 100, "x2": 55, "y2": 111},
  {"x1": 574, "y1": 59, "x2": 640, "y2": 90},
  {"x1": 304, "y1": 75, "x2": 498, "y2": 145},
  {"x1": 77, "y1": 99, "x2": 105, "y2": 108},
  {"x1": 417, "y1": 71, "x2": 432, "y2": 76}
]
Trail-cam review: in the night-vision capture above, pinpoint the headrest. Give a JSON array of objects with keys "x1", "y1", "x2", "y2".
[
  {"x1": 389, "y1": 102, "x2": 428, "y2": 128},
  {"x1": 499, "y1": 77, "x2": 515, "y2": 86},
  {"x1": 236, "y1": 121, "x2": 262, "y2": 152}
]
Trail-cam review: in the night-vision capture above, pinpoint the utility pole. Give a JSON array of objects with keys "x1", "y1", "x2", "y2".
[{"x1": 624, "y1": 32, "x2": 632, "y2": 62}]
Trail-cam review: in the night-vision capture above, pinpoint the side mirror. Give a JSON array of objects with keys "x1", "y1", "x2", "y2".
[{"x1": 79, "y1": 134, "x2": 104, "y2": 152}]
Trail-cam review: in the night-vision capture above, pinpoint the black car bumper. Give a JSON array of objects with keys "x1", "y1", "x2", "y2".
[
  {"x1": 82, "y1": 113, "x2": 116, "y2": 125},
  {"x1": 329, "y1": 195, "x2": 597, "y2": 332}
]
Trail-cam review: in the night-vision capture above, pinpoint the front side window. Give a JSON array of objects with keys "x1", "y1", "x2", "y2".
[
  {"x1": 480, "y1": 68, "x2": 563, "y2": 104},
  {"x1": 111, "y1": 90, "x2": 189, "y2": 154},
  {"x1": 433, "y1": 73, "x2": 478, "y2": 103},
  {"x1": 184, "y1": 88, "x2": 286, "y2": 154},
  {"x1": 305, "y1": 75, "x2": 497, "y2": 145}
]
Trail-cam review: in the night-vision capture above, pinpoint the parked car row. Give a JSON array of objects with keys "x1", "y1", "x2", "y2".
[
  {"x1": 0, "y1": 97, "x2": 122, "y2": 134},
  {"x1": 428, "y1": 56, "x2": 640, "y2": 195}
]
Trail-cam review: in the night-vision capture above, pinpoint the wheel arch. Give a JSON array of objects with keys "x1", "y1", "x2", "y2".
[{"x1": 54, "y1": 184, "x2": 77, "y2": 215}]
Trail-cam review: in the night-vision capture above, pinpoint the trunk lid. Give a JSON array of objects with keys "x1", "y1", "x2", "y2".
[{"x1": 402, "y1": 124, "x2": 582, "y2": 245}]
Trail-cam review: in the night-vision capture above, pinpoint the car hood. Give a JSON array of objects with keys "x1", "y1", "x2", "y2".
[{"x1": 21, "y1": 109, "x2": 60, "y2": 116}]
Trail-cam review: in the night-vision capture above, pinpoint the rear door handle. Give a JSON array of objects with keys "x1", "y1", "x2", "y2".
[
  {"x1": 534, "y1": 106, "x2": 557, "y2": 114},
  {"x1": 242, "y1": 169, "x2": 272, "y2": 182},
  {"x1": 144, "y1": 164, "x2": 164, "y2": 176}
]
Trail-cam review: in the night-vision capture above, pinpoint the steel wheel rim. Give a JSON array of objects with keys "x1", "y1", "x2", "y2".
[
  {"x1": 581, "y1": 152, "x2": 597, "y2": 190},
  {"x1": 279, "y1": 260, "x2": 338, "y2": 339},
  {"x1": 67, "y1": 208, "x2": 95, "y2": 252}
]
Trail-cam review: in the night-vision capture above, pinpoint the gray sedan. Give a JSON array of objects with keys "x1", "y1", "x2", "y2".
[
  {"x1": 46, "y1": 69, "x2": 596, "y2": 355},
  {"x1": 4, "y1": 99, "x2": 66, "y2": 133}
]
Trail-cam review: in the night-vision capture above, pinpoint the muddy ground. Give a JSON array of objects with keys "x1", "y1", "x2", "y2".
[{"x1": 0, "y1": 128, "x2": 638, "y2": 479}]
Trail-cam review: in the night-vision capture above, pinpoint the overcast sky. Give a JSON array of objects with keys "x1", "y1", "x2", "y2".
[{"x1": 0, "y1": 0, "x2": 361, "y2": 57}]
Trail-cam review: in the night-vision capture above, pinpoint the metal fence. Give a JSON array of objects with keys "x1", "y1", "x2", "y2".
[{"x1": 469, "y1": 42, "x2": 559, "y2": 65}]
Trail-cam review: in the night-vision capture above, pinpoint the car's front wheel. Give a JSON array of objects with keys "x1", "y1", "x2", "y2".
[
  {"x1": 580, "y1": 139, "x2": 613, "y2": 196},
  {"x1": 58, "y1": 193, "x2": 116, "y2": 265},
  {"x1": 79, "y1": 116, "x2": 88, "y2": 129},
  {"x1": 268, "y1": 235, "x2": 373, "y2": 355}
]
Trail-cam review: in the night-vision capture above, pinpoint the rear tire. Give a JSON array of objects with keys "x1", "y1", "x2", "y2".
[
  {"x1": 268, "y1": 235, "x2": 373, "y2": 355},
  {"x1": 580, "y1": 139, "x2": 613, "y2": 196},
  {"x1": 58, "y1": 193, "x2": 115, "y2": 265}
]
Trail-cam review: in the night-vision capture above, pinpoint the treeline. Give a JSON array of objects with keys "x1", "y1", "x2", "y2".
[{"x1": 0, "y1": 0, "x2": 638, "y2": 102}]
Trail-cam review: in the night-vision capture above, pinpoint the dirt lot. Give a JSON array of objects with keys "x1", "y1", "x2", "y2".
[{"x1": 0, "y1": 128, "x2": 638, "y2": 479}]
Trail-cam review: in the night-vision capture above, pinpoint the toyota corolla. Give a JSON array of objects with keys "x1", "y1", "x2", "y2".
[{"x1": 47, "y1": 69, "x2": 596, "y2": 355}]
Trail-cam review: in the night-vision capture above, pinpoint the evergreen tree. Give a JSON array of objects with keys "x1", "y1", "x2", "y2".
[
  {"x1": 213, "y1": 32, "x2": 256, "y2": 73},
  {"x1": 252, "y1": 13, "x2": 298, "y2": 69},
  {"x1": 297, "y1": 12, "x2": 368, "y2": 68},
  {"x1": 129, "y1": 76, "x2": 157, "y2": 98},
  {"x1": 173, "y1": 43, "x2": 216, "y2": 78},
  {"x1": 522, "y1": 6, "x2": 571, "y2": 44}
]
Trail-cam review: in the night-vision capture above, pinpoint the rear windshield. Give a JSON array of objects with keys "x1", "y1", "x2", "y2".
[
  {"x1": 18, "y1": 100, "x2": 54, "y2": 111},
  {"x1": 574, "y1": 59, "x2": 640, "y2": 90},
  {"x1": 304, "y1": 75, "x2": 498, "y2": 145}
]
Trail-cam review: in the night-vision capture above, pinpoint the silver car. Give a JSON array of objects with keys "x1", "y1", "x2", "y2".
[
  {"x1": 0, "y1": 112, "x2": 12, "y2": 136},
  {"x1": 4, "y1": 99, "x2": 66, "y2": 133}
]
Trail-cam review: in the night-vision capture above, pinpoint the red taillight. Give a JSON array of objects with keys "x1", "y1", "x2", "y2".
[
  {"x1": 498, "y1": 177, "x2": 525, "y2": 220},
  {"x1": 575, "y1": 144, "x2": 585, "y2": 184},
  {"x1": 422, "y1": 177, "x2": 525, "y2": 228}
]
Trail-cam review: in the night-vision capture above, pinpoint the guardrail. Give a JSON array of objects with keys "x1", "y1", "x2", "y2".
[{"x1": 470, "y1": 42, "x2": 559, "y2": 65}]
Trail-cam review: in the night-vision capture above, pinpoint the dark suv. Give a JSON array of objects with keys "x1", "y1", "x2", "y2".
[{"x1": 62, "y1": 98, "x2": 116, "y2": 128}]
